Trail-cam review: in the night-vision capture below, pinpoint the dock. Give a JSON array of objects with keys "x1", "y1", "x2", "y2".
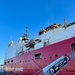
[{"x1": 0, "y1": 72, "x2": 15, "y2": 75}]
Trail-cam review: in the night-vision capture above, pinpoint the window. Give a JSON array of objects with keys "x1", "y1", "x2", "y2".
[
  {"x1": 72, "y1": 43, "x2": 75, "y2": 53},
  {"x1": 8, "y1": 61, "x2": 9, "y2": 63},
  {"x1": 35, "y1": 53, "x2": 42, "y2": 59},
  {"x1": 11, "y1": 60, "x2": 13, "y2": 62},
  {"x1": 4, "y1": 62, "x2": 6, "y2": 65}
]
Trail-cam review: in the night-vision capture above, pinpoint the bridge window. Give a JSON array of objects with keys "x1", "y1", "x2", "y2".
[
  {"x1": 72, "y1": 43, "x2": 75, "y2": 53},
  {"x1": 35, "y1": 53, "x2": 42, "y2": 59}
]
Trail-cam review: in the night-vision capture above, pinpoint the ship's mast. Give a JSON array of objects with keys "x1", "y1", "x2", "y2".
[
  {"x1": 22, "y1": 27, "x2": 29, "y2": 43},
  {"x1": 26, "y1": 27, "x2": 28, "y2": 36}
]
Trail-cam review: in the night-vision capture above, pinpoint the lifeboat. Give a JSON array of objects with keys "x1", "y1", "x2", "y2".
[{"x1": 25, "y1": 39, "x2": 35, "y2": 47}]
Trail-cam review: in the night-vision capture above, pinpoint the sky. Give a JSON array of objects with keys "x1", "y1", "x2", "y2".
[{"x1": 0, "y1": 0, "x2": 75, "y2": 64}]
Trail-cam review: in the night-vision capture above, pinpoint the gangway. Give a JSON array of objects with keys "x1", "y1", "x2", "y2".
[{"x1": 33, "y1": 53, "x2": 75, "y2": 75}]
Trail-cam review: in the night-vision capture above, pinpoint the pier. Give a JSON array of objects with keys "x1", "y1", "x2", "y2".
[{"x1": 0, "y1": 72, "x2": 15, "y2": 75}]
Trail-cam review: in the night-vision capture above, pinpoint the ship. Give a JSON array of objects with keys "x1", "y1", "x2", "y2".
[{"x1": 4, "y1": 19, "x2": 75, "y2": 75}]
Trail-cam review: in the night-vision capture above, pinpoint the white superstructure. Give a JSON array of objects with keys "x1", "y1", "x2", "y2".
[{"x1": 5, "y1": 21, "x2": 75, "y2": 60}]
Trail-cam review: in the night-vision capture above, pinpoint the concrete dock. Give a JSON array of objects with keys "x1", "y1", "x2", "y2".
[{"x1": 0, "y1": 72, "x2": 15, "y2": 75}]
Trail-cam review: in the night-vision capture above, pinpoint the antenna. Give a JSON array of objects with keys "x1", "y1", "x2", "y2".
[
  {"x1": 64, "y1": 19, "x2": 67, "y2": 27},
  {"x1": 26, "y1": 27, "x2": 28, "y2": 35},
  {"x1": 42, "y1": 26, "x2": 44, "y2": 30}
]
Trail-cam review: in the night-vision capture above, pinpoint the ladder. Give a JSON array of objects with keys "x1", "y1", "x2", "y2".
[{"x1": 33, "y1": 53, "x2": 75, "y2": 75}]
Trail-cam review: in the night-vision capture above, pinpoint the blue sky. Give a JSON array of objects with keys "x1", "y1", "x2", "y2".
[{"x1": 0, "y1": 0, "x2": 75, "y2": 64}]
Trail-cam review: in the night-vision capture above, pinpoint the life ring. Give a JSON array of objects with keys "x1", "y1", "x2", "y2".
[{"x1": 50, "y1": 68, "x2": 54, "y2": 75}]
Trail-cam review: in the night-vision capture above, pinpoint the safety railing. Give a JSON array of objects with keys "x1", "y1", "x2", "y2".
[{"x1": 33, "y1": 52, "x2": 75, "y2": 75}]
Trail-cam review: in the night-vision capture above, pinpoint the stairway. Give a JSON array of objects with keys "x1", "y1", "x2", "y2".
[{"x1": 33, "y1": 53, "x2": 75, "y2": 75}]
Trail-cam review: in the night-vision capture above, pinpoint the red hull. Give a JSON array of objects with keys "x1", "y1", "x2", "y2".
[{"x1": 4, "y1": 37, "x2": 75, "y2": 75}]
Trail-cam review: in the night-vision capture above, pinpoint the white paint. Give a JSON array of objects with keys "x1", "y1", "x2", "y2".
[
  {"x1": 10, "y1": 67, "x2": 24, "y2": 71},
  {"x1": 5, "y1": 41, "x2": 26, "y2": 60},
  {"x1": 15, "y1": 68, "x2": 23, "y2": 71},
  {"x1": 10, "y1": 68, "x2": 14, "y2": 71},
  {"x1": 5, "y1": 24, "x2": 75, "y2": 60},
  {"x1": 34, "y1": 25, "x2": 75, "y2": 49},
  {"x1": 43, "y1": 56, "x2": 64, "y2": 73}
]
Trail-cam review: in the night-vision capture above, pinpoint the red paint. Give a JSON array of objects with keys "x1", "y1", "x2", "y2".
[{"x1": 4, "y1": 37, "x2": 75, "y2": 75}]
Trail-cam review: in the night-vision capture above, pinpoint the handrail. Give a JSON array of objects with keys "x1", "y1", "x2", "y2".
[{"x1": 33, "y1": 52, "x2": 75, "y2": 75}]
